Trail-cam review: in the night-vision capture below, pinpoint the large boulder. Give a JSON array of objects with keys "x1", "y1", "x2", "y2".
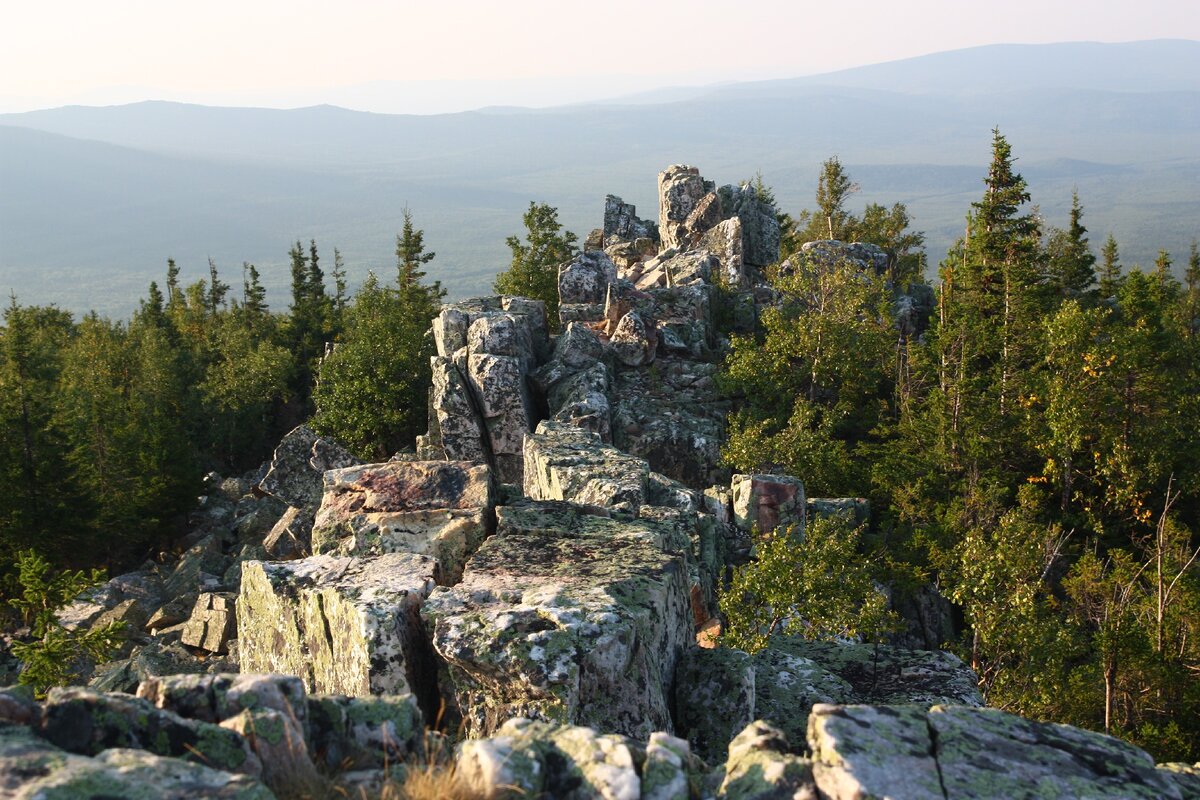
[
  {"x1": 179, "y1": 592, "x2": 236, "y2": 654},
  {"x1": 559, "y1": 251, "x2": 618, "y2": 306},
  {"x1": 421, "y1": 509, "x2": 693, "y2": 739},
  {"x1": 718, "y1": 182, "x2": 781, "y2": 268},
  {"x1": 258, "y1": 424, "x2": 360, "y2": 511},
  {"x1": 603, "y1": 194, "x2": 658, "y2": 245},
  {"x1": 658, "y1": 165, "x2": 714, "y2": 251},
  {"x1": 237, "y1": 554, "x2": 438, "y2": 703},
  {"x1": 731, "y1": 474, "x2": 806, "y2": 534},
  {"x1": 310, "y1": 460, "x2": 494, "y2": 583}
]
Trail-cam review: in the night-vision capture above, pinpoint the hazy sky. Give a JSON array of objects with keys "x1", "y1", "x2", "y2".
[{"x1": 4, "y1": 0, "x2": 1199, "y2": 113}]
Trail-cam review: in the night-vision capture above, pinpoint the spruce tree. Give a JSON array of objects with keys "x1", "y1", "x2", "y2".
[
  {"x1": 494, "y1": 202, "x2": 577, "y2": 329},
  {"x1": 1048, "y1": 191, "x2": 1097, "y2": 294},
  {"x1": 1098, "y1": 234, "x2": 1123, "y2": 298}
]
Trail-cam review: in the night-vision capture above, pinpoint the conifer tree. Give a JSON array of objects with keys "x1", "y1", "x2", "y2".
[
  {"x1": 494, "y1": 202, "x2": 577, "y2": 329},
  {"x1": 1048, "y1": 191, "x2": 1097, "y2": 294},
  {"x1": 1098, "y1": 234, "x2": 1123, "y2": 298}
]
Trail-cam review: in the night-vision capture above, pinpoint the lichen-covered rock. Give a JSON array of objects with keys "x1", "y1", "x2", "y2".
[
  {"x1": 420, "y1": 355, "x2": 488, "y2": 463},
  {"x1": 180, "y1": 592, "x2": 236, "y2": 653},
  {"x1": 928, "y1": 704, "x2": 1183, "y2": 799},
  {"x1": 642, "y1": 732, "x2": 695, "y2": 800},
  {"x1": 674, "y1": 647, "x2": 756, "y2": 764},
  {"x1": 137, "y1": 673, "x2": 308, "y2": 734},
  {"x1": 524, "y1": 421, "x2": 649, "y2": 510},
  {"x1": 768, "y1": 637, "x2": 983, "y2": 707},
  {"x1": 422, "y1": 514, "x2": 692, "y2": 739},
  {"x1": 553, "y1": 321, "x2": 606, "y2": 368},
  {"x1": 659, "y1": 165, "x2": 714, "y2": 251},
  {"x1": 807, "y1": 704, "x2": 941, "y2": 800},
  {"x1": 806, "y1": 498, "x2": 870, "y2": 528},
  {"x1": 40, "y1": 687, "x2": 260, "y2": 775},
  {"x1": 237, "y1": 554, "x2": 437, "y2": 701},
  {"x1": 792, "y1": 240, "x2": 890, "y2": 276},
  {"x1": 698, "y1": 217, "x2": 746, "y2": 286},
  {"x1": 468, "y1": 352, "x2": 536, "y2": 483},
  {"x1": 456, "y1": 718, "x2": 641, "y2": 800},
  {"x1": 0, "y1": 726, "x2": 274, "y2": 800},
  {"x1": 609, "y1": 310, "x2": 657, "y2": 367},
  {"x1": 751, "y1": 649, "x2": 854, "y2": 750},
  {"x1": 306, "y1": 693, "x2": 422, "y2": 769},
  {"x1": 719, "y1": 720, "x2": 816, "y2": 800},
  {"x1": 560, "y1": 251, "x2": 619, "y2": 305},
  {"x1": 88, "y1": 638, "x2": 211, "y2": 694},
  {"x1": 221, "y1": 707, "x2": 321, "y2": 798},
  {"x1": 310, "y1": 461, "x2": 494, "y2": 583},
  {"x1": 543, "y1": 361, "x2": 613, "y2": 442},
  {"x1": 258, "y1": 424, "x2": 359, "y2": 511},
  {"x1": 603, "y1": 195, "x2": 658, "y2": 246},
  {"x1": 718, "y1": 182, "x2": 781, "y2": 268},
  {"x1": 731, "y1": 474, "x2": 805, "y2": 535}
]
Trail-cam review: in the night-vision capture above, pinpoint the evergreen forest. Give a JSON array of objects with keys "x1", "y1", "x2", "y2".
[{"x1": 1, "y1": 131, "x2": 1198, "y2": 762}]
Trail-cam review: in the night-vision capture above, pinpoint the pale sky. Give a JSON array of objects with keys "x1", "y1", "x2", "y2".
[{"x1": 3, "y1": 0, "x2": 1199, "y2": 113}]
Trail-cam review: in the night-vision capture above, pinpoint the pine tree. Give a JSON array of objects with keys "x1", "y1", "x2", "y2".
[
  {"x1": 1048, "y1": 191, "x2": 1097, "y2": 294},
  {"x1": 813, "y1": 156, "x2": 858, "y2": 240},
  {"x1": 396, "y1": 208, "x2": 435, "y2": 289},
  {"x1": 1098, "y1": 234, "x2": 1123, "y2": 298},
  {"x1": 206, "y1": 258, "x2": 229, "y2": 316},
  {"x1": 165, "y1": 258, "x2": 184, "y2": 316},
  {"x1": 494, "y1": 202, "x2": 577, "y2": 329},
  {"x1": 241, "y1": 263, "x2": 268, "y2": 317}
]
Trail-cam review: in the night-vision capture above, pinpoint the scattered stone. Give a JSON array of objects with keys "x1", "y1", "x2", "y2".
[
  {"x1": 719, "y1": 720, "x2": 816, "y2": 799},
  {"x1": 180, "y1": 592, "x2": 237, "y2": 654},
  {"x1": 262, "y1": 505, "x2": 314, "y2": 560}
]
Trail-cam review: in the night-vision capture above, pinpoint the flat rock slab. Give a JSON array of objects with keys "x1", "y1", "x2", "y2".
[
  {"x1": 237, "y1": 554, "x2": 437, "y2": 701},
  {"x1": 768, "y1": 637, "x2": 983, "y2": 708},
  {"x1": 311, "y1": 460, "x2": 494, "y2": 583},
  {"x1": 524, "y1": 420, "x2": 649, "y2": 510},
  {"x1": 421, "y1": 520, "x2": 692, "y2": 740},
  {"x1": 929, "y1": 704, "x2": 1184, "y2": 799}
]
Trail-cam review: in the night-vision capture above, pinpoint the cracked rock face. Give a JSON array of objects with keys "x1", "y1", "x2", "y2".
[
  {"x1": 658, "y1": 165, "x2": 714, "y2": 251},
  {"x1": 258, "y1": 425, "x2": 360, "y2": 511},
  {"x1": 237, "y1": 554, "x2": 437, "y2": 701},
  {"x1": 421, "y1": 509, "x2": 693, "y2": 740},
  {"x1": 524, "y1": 420, "x2": 650, "y2": 511},
  {"x1": 310, "y1": 461, "x2": 494, "y2": 584},
  {"x1": 731, "y1": 473, "x2": 806, "y2": 535}
]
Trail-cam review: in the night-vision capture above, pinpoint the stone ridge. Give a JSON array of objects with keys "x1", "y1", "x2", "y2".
[{"x1": 5, "y1": 164, "x2": 1190, "y2": 798}]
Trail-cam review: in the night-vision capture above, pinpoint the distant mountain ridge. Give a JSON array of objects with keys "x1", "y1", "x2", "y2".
[{"x1": 1, "y1": 39, "x2": 1198, "y2": 316}]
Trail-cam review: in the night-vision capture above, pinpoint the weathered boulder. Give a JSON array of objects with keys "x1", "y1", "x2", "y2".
[
  {"x1": 258, "y1": 424, "x2": 360, "y2": 511},
  {"x1": 609, "y1": 310, "x2": 657, "y2": 367},
  {"x1": 894, "y1": 281, "x2": 936, "y2": 340},
  {"x1": 421, "y1": 510, "x2": 693, "y2": 739},
  {"x1": 237, "y1": 554, "x2": 438, "y2": 702},
  {"x1": 682, "y1": 191, "x2": 722, "y2": 242},
  {"x1": 769, "y1": 637, "x2": 983, "y2": 708},
  {"x1": 310, "y1": 460, "x2": 494, "y2": 583},
  {"x1": 221, "y1": 707, "x2": 321, "y2": 798},
  {"x1": 698, "y1": 217, "x2": 746, "y2": 286},
  {"x1": 524, "y1": 421, "x2": 649, "y2": 510},
  {"x1": 603, "y1": 194, "x2": 658, "y2": 245},
  {"x1": 673, "y1": 647, "x2": 756, "y2": 764},
  {"x1": 718, "y1": 720, "x2": 816, "y2": 799},
  {"x1": 658, "y1": 165, "x2": 714, "y2": 251},
  {"x1": 419, "y1": 355, "x2": 488, "y2": 463},
  {"x1": 808, "y1": 704, "x2": 942, "y2": 799},
  {"x1": 806, "y1": 497, "x2": 870, "y2": 528},
  {"x1": 750, "y1": 648, "x2": 855, "y2": 750},
  {"x1": 792, "y1": 240, "x2": 890, "y2": 276},
  {"x1": 306, "y1": 693, "x2": 423, "y2": 769},
  {"x1": 559, "y1": 251, "x2": 619, "y2": 306},
  {"x1": 543, "y1": 361, "x2": 613, "y2": 442},
  {"x1": 0, "y1": 725, "x2": 273, "y2": 800},
  {"x1": 457, "y1": 718, "x2": 643, "y2": 800},
  {"x1": 40, "y1": 687, "x2": 260, "y2": 775},
  {"x1": 88, "y1": 638, "x2": 214, "y2": 694},
  {"x1": 180, "y1": 592, "x2": 236, "y2": 654},
  {"x1": 553, "y1": 321, "x2": 606, "y2": 368},
  {"x1": 138, "y1": 674, "x2": 309, "y2": 748},
  {"x1": 731, "y1": 474, "x2": 806, "y2": 534},
  {"x1": 718, "y1": 182, "x2": 781, "y2": 268}
]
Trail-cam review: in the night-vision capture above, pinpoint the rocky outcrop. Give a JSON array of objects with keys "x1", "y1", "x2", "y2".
[
  {"x1": 658, "y1": 165, "x2": 715, "y2": 250},
  {"x1": 258, "y1": 424, "x2": 360, "y2": 512},
  {"x1": 237, "y1": 554, "x2": 438, "y2": 703},
  {"x1": 421, "y1": 500, "x2": 693, "y2": 740}
]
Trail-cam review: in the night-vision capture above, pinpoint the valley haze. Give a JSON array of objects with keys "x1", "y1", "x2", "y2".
[{"x1": 1, "y1": 39, "x2": 1198, "y2": 317}]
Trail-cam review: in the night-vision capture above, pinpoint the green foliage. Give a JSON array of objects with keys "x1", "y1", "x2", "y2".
[
  {"x1": 720, "y1": 514, "x2": 899, "y2": 654},
  {"x1": 7, "y1": 550, "x2": 123, "y2": 696},
  {"x1": 493, "y1": 202, "x2": 577, "y2": 329}
]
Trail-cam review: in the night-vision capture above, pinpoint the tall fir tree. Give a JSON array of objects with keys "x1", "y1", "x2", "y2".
[{"x1": 1098, "y1": 234, "x2": 1123, "y2": 298}]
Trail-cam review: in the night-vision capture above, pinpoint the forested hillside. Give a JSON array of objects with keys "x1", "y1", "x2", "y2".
[{"x1": 1, "y1": 130, "x2": 1198, "y2": 764}]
